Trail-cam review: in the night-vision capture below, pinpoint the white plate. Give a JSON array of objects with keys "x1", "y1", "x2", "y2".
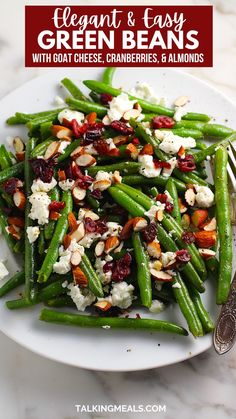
[{"x1": 0, "y1": 68, "x2": 235, "y2": 371}]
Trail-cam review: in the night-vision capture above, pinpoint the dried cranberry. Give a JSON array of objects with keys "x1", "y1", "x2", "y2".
[
  {"x1": 84, "y1": 217, "x2": 97, "y2": 233},
  {"x1": 49, "y1": 201, "x2": 65, "y2": 211},
  {"x1": 103, "y1": 261, "x2": 114, "y2": 273},
  {"x1": 112, "y1": 205, "x2": 127, "y2": 216},
  {"x1": 3, "y1": 178, "x2": 22, "y2": 195},
  {"x1": 85, "y1": 123, "x2": 104, "y2": 141},
  {"x1": 96, "y1": 220, "x2": 108, "y2": 235},
  {"x1": 132, "y1": 137, "x2": 140, "y2": 145},
  {"x1": 165, "y1": 202, "x2": 174, "y2": 213},
  {"x1": 91, "y1": 189, "x2": 103, "y2": 200},
  {"x1": 71, "y1": 163, "x2": 83, "y2": 179},
  {"x1": 65, "y1": 163, "x2": 73, "y2": 180},
  {"x1": 176, "y1": 249, "x2": 191, "y2": 264},
  {"x1": 178, "y1": 155, "x2": 196, "y2": 172},
  {"x1": 100, "y1": 93, "x2": 113, "y2": 105},
  {"x1": 156, "y1": 193, "x2": 167, "y2": 203},
  {"x1": 71, "y1": 119, "x2": 88, "y2": 138},
  {"x1": 110, "y1": 120, "x2": 134, "y2": 135},
  {"x1": 152, "y1": 116, "x2": 175, "y2": 129},
  {"x1": 93, "y1": 139, "x2": 110, "y2": 155},
  {"x1": 76, "y1": 175, "x2": 94, "y2": 190},
  {"x1": 182, "y1": 231, "x2": 196, "y2": 244},
  {"x1": 142, "y1": 222, "x2": 157, "y2": 243},
  {"x1": 112, "y1": 253, "x2": 132, "y2": 282},
  {"x1": 154, "y1": 160, "x2": 171, "y2": 169},
  {"x1": 30, "y1": 157, "x2": 57, "y2": 183}
]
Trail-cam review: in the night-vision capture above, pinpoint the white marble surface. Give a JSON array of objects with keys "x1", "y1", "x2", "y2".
[{"x1": 0, "y1": 1, "x2": 236, "y2": 418}]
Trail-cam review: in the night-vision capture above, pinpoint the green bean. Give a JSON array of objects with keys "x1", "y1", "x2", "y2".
[
  {"x1": 38, "y1": 230, "x2": 45, "y2": 255},
  {"x1": 40, "y1": 122, "x2": 53, "y2": 140},
  {"x1": 205, "y1": 257, "x2": 219, "y2": 275},
  {"x1": 174, "y1": 120, "x2": 206, "y2": 131},
  {"x1": 169, "y1": 128, "x2": 203, "y2": 139},
  {"x1": 37, "y1": 191, "x2": 73, "y2": 283},
  {"x1": 39, "y1": 308, "x2": 188, "y2": 336},
  {"x1": 202, "y1": 123, "x2": 235, "y2": 138},
  {"x1": 156, "y1": 224, "x2": 205, "y2": 293},
  {"x1": 61, "y1": 77, "x2": 88, "y2": 101},
  {"x1": 108, "y1": 187, "x2": 146, "y2": 217},
  {"x1": 192, "y1": 166, "x2": 208, "y2": 180},
  {"x1": 31, "y1": 137, "x2": 54, "y2": 158},
  {"x1": 83, "y1": 80, "x2": 210, "y2": 121},
  {"x1": 195, "y1": 140, "x2": 207, "y2": 150},
  {"x1": 0, "y1": 200, "x2": 18, "y2": 252},
  {"x1": 0, "y1": 270, "x2": 24, "y2": 298},
  {"x1": 57, "y1": 139, "x2": 81, "y2": 163},
  {"x1": 80, "y1": 253, "x2": 103, "y2": 298},
  {"x1": 96, "y1": 145, "x2": 128, "y2": 163},
  {"x1": 173, "y1": 168, "x2": 208, "y2": 186},
  {"x1": 87, "y1": 162, "x2": 140, "y2": 176},
  {"x1": 6, "y1": 278, "x2": 71, "y2": 309},
  {"x1": 66, "y1": 97, "x2": 107, "y2": 118},
  {"x1": 24, "y1": 137, "x2": 38, "y2": 302},
  {"x1": 194, "y1": 133, "x2": 236, "y2": 164},
  {"x1": 166, "y1": 178, "x2": 181, "y2": 224},
  {"x1": 13, "y1": 239, "x2": 24, "y2": 254},
  {"x1": 86, "y1": 190, "x2": 100, "y2": 210},
  {"x1": 6, "y1": 109, "x2": 63, "y2": 125},
  {"x1": 116, "y1": 183, "x2": 154, "y2": 209},
  {"x1": 132, "y1": 232, "x2": 152, "y2": 308},
  {"x1": 182, "y1": 113, "x2": 210, "y2": 122},
  {"x1": 44, "y1": 187, "x2": 60, "y2": 240},
  {"x1": 89, "y1": 91, "x2": 100, "y2": 103},
  {"x1": 46, "y1": 295, "x2": 75, "y2": 308},
  {"x1": 150, "y1": 186, "x2": 158, "y2": 197},
  {"x1": 102, "y1": 67, "x2": 116, "y2": 85},
  {"x1": 188, "y1": 284, "x2": 214, "y2": 333},
  {"x1": 0, "y1": 145, "x2": 11, "y2": 170},
  {"x1": 152, "y1": 286, "x2": 175, "y2": 303},
  {"x1": 214, "y1": 146, "x2": 232, "y2": 304},
  {"x1": 122, "y1": 174, "x2": 186, "y2": 193},
  {"x1": 0, "y1": 162, "x2": 24, "y2": 184},
  {"x1": 172, "y1": 273, "x2": 203, "y2": 337},
  {"x1": 27, "y1": 114, "x2": 58, "y2": 134}
]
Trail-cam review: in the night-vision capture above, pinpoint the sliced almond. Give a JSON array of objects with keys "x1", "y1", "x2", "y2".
[
  {"x1": 15, "y1": 151, "x2": 25, "y2": 162},
  {"x1": 95, "y1": 241, "x2": 105, "y2": 257},
  {"x1": 185, "y1": 188, "x2": 196, "y2": 206},
  {"x1": 13, "y1": 136, "x2": 25, "y2": 152},
  {"x1": 68, "y1": 212, "x2": 78, "y2": 232},
  {"x1": 178, "y1": 198, "x2": 188, "y2": 214},
  {"x1": 7, "y1": 216, "x2": 24, "y2": 228},
  {"x1": 203, "y1": 217, "x2": 216, "y2": 231},
  {"x1": 134, "y1": 102, "x2": 142, "y2": 112},
  {"x1": 84, "y1": 210, "x2": 99, "y2": 221},
  {"x1": 126, "y1": 143, "x2": 139, "y2": 160},
  {"x1": 7, "y1": 224, "x2": 21, "y2": 241},
  {"x1": 76, "y1": 153, "x2": 96, "y2": 167},
  {"x1": 147, "y1": 241, "x2": 161, "y2": 259},
  {"x1": 156, "y1": 209, "x2": 164, "y2": 222},
  {"x1": 58, "y1": 169, "x2": 66, "y2": 181},
  {"x1": 102, "y1": 115, "x2": 111, "y2": 126},
  {"x1": 133, "y1": 217, "x2": 148, "y2": 232},
  {"x1": 199, "y1": 248, "x2": 216, "y2": 259},
  {"x1": 63, "y1": 234, "x2": 72, "y2": 249},
  {"x1": 72, "y1": 266, "x2": 88, "y2": 287},
  {"x1": 113, "y1": 135, "x2": 128, "y2": 146},
  {"x1": 44, "y1": 141, "x2": 60, "y2": 160},
  {"x1": 70, "y1": 146, "x2": 84, "y2": 159},
  {"x1": 114, "y1": 241, "x2": 124, "y2": 254},
  {"x1": 13, "y1": 190, "x2": 26, "y2": 210},
  {"x1": 150, "y1": 269, "x2": 172, "y2": 281},
  {"x1": 112, "y1": 170, "x2": 122, "y2": 184},
  {"x1": 105, "y1": 236, "x2": 120, "y2": 254},
  {"x1": 70, "y1": 250, "x2": 82, "y2": 266},
  {"x1": 70, "y1": 223, "x2": 85, "y2": 242},
  {"x1": 93, "y1": 179, "x2": 111, "y2": 191},
  {"x1": 94, "y1": 300, "x2": 112, "y2": 312},
  {"x1": 174, "y1": 96, "x2": 189, "y2": 107},
  {"x1": 51, "y1": 125, "x2": 73, "y2": 140},
  {"x1": 72, "y1": 186, "x2": 86, "y2": 203},
  {"x1": 123, "y1": 108, "x2": 141, "y2": 121}
]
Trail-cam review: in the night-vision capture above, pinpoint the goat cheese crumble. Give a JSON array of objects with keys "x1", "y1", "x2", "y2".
[
  {"x1": 29, "y1": 192, "x2": 51, "y2": 225},
  {"x1": 194, "y1": 185, "x2": 215, "y2": 208},
  {"x1": 108, "y1": 93, "x2": 136, "y2": 122},
  {"x1": 67, "y1": 284, "x2": 96, "y2": 311},
  {"x1": 149, "y1": 300, "x2": 165, "y2": 313},
  {"x1": 138, "y1": 155, "x2": 162, "y2": 178},
  {"x1": 159, "y1": 132, "x2": 196, "y2": 154},
  {"x1": 31, "y1": 177, "x2": 57, "y2": 193},
  {"x1": 26, "y1": 226, "x2": 40, "y2": 244},
  {"x1": 131, "y1": 82, "x2": 166, "y2": 106},
  {"x1": 110, "y1": 281, "x2": 134, "y2": 309},
  {"x1": 58, "y1": 109, "x2": 84, "y2": 125},
  {"x1": 59, "y1": 179, "x2": 75, "y2": 191}
]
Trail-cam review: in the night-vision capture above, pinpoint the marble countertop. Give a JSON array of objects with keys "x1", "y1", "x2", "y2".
[{"x1": 0, "y1": 1, "x2": 236, "y2": 418}]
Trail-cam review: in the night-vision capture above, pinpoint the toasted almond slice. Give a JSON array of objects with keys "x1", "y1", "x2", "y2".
[
  {"x1": 13, "y1": 136, "x2": 25, "y2": 152},
  {"x1": 7, "y1": 224, "x2": 21, "y2": 241},
  {"x1": 112, "y1": 170, "x2": 122, "y2": 184},
  {"x1": 203, "y1": 217, "x2": 216, "y2": 231},
  {"x1": 16, "y1": 151, "x2": 25, "y2": 162},
  {"x1": 194, "y1": 231, "x2": 217, "y2": 248},
  {"x1": 185, "y1": 188, "x2": 196, "y2": 207},
  {"x1": 68, "y1": 212, "x2": 78, "y2": 232},
  {"x1": 95, "y1": 241, "x2": 105, "y2": 257},
  {"x1": 114, "y1": 241, "x2": 124, "y2": 254},
  {"x1": 156, "y1": 209, "x2": 164, "y2": 222},
  {"x1": 76, "y1": 153, "x2": 96, "y2": 167},
  {"x1": 105, "y1": 236, "x2": 120, "y2": 254},
  {"x1": 70, "y1": 146, "x2": 84, "y2": 159},
  {"x1": 174, "y1": 96, "x2": 189, "y2": 107},
  {"x1": 102, "y1": 115, "x2": 111, "y2": 125},
  {"x1": 94, "y1": 300, "x2": 112, "y2": 312},
  {"x1": 13, "y1": 191, "x2": 26, "y2": 210},
  {"x1": 84, "y1": 210, "x2": 100, "y2": 221},
  {"x1": 178, "y1": 198, "x2": 188, "y2": 214},
  {"x1": 63, "y1": 234, "x2": 72, "y2": 249},
  {"x1": 120, "y1": 218, "x2": 135, "y2": 240},
  {"x1": 51, "y1": 125, "x2": 73, "y2": 140},
  {"x1": 72, "y1": 186, "x2": 87, "y2": 203},
  {"x1": 133, "y1": 217, "x2": 148, "y2": 232},
  {"x1": 86, "y1": 112, "x2": 97, "y2": 124},
  {"x1": 70, "y1": 223, "x2": 85, "y2": 242},
  {"x1": 134, "y1": 102, "x2": 142, "y2": 112},
  {"x1": 72, "y1": 266, "x2": 88, "y2": 287},
  {"x1": 126, "y1": 143, "x2": 139, "y2": 160},
  {"x1": 150, "y1": 269, "x2": 172, "y2": 281},
  {"x1": 93, "y1": 179, "x2": 111, "y2": 191},
  {"x1": 58, "y1": 169, "x2": 66, "y2": 181},
  {"x1": 123, "y1": 108, "x2": 141, "y2": 121},
  {"x1": 7, "y1": 216, "x2": 24, "y2": 228},
  {"x1": 113, "y1": 135, "x2": 128, "y2": 146},
  {"x1": 199, "y1": 248, "x2": 216, "y2": 259},
  {"x1": 44, "y1": 141, "x2": 60, "y2": 160},
  {"x1": 147, "y1": 241, "x2": 161, "y2": 259},
  {"x1": 70, "y1": 250, "x2": 82, "y2": 266}
]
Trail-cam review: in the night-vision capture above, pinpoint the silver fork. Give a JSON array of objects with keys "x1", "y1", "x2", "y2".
[{"x1": 213, "y1": 140, "x2": 236, "y2": 354}]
